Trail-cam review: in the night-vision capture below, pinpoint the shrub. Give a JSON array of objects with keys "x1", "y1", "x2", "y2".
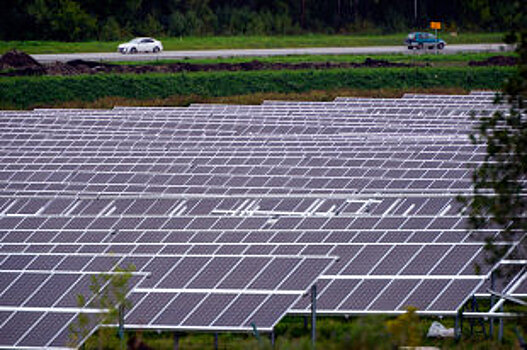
[{"x1": 386, "y1": 307, "x2": 422, "y2": 347}]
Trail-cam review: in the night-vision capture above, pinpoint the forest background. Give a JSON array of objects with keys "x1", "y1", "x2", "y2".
[{"x1": 0, "y1": 0, "x2": 516, "y2": 42}]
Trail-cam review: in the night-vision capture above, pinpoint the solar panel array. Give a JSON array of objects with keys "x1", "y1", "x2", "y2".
[{"x1": 0, "y1": 91, "x2": 518, "y2": 348}]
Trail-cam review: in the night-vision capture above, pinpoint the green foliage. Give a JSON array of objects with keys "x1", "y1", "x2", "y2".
[
  {"x1": 0, "y1": 66, "x2": 514, "y2": 110},
  {"x1": 168, "y1": 11, "x2": 187, "y2": 36},
  {"x1": 386, "y1": 306, "x2": 423, "y2": 347},
  {"x1": 68, "y1": 264, "x2": 135, "y2": 349},
  {"x1": 0, "y1": 0, "x2": 520, "y2": 41},
  {"x1": 461, "y1": 0, "x2": 527, "y2": 272},
  {"x1": 136, "y1": 14, "x2": 164, "y2": 37},
  {"x1": 100, "y1": 17, "x2": 122, "y2": 41},
  {"x1": 341, "y1": 316, "x2": 392, "y2": 350},
  {"x1": 26, "y1": 0, "x2": 97, "y2": 41}
]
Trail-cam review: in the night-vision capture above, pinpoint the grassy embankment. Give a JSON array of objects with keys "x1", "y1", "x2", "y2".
[
  {"x1": 115, "y1": 51, "x2": 515, "y2": 66},
  {"x1": 0, "y1": 32, "x2": 505, "y2": 54},
  {"x1": 0, "y1": 66, "x2": 514, "y2": 109}
]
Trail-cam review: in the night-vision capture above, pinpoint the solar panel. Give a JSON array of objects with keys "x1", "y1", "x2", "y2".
[{"x1": 0, "y1": 91, "x2": 519, "y2": 348}]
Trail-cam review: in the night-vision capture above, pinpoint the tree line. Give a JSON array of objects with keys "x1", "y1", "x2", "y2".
[{"x1": 0, "y1": 0, "x2": 518, "y2": 41}]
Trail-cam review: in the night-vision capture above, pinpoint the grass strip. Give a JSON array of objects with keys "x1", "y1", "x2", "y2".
[
  {"x1": 0, "y1": 66, "x2": 514, "y2": 109},
  {"x1": 0, "y1": 33, "x2": 505, "y2": 55},
  {"x1": 114, "y1": 52, "x2": 516, "y2": 66}
]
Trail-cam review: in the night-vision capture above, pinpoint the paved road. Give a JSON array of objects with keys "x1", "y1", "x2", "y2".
[{"x1": 32, "y1": 43, "x2": 513, "y2": 64}]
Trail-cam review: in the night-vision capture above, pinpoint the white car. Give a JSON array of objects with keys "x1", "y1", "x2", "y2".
[{"x1": 117, "y1": 37, "x2": 163, "y2": 54}]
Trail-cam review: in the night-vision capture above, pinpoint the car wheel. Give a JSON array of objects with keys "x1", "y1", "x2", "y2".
[
  {"x1": 408, "y1": 46, "x2": 413, "y2": 50},
  {"x1": 130, "y1": 47, "x2": 137, "y2": 54},
  {"x1": 418, "y1": 43, "x2": 424, "y2": 50},
  {"x1": 437, "y1": 43, "x2": 445, "y2": 50},
  {"x1": 153, "y1": 46, "x2": 160, "y2": 53}
]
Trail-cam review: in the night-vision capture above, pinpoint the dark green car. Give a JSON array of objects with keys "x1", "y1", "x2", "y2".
[{"x1": 405, "y1": 32, "x2": 446, "y2": 50}]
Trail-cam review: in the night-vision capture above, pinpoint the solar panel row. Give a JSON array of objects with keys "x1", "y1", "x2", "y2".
[{"x1": 0, "y1": 91, "x2": 520, "y2": 349}]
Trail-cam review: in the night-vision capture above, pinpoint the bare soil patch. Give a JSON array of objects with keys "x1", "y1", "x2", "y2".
[
  {"x1": 1, "y1": 50, "x2": 517, "y2": 77},
  {"x1": 468, "y1": 55, "x2": 517, "y2": 66},
  {"x1": 1, "y1": 50, "x2": 415, "y2": 77}
]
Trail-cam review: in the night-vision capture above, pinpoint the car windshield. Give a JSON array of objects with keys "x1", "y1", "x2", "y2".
[
  {"x1": 129, "y1": 38, "x2": 143, "y2": 44},
  {"x1": 408, "y1": 33, "x2": 415, "y2": 39}
]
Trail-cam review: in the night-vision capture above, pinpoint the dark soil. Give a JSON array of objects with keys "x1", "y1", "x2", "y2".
[
  {"x1": 0, "y1": 49, "x2": 42, "y2": 69},
  {"x1": 468, "y1": 55, "x2": 518, "y2": 67},
  {"x1": 1, "y1": 50, "x2": 416, "y2": 77},
  {"x1": 1, "y1": 50, "x2": 516, "y2": 77}
]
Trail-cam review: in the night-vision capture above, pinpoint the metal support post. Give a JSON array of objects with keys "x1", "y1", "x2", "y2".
[
  {"x1": 311, "y1": 284, "x2": 317, "y2": 349},
  {"x1": 251, "y1": 323, "x2": 261, "y2": 343},
  {"x1": 515, "y1": 327, "x2": 527, "y2": 349},
  {"x1": 304, "y1": 316, "x2": 308, "y2": 330},
  {"x1": 173, "y1": 332, "x2": 180, "y2": 350},
  {"x1": 499, "y1": 304, "x2": 504, "y2": 342},
  {"x1": 118, "y1": 304, "x2": 125, "y2": 350},
  {"x1": 490, "y1": 272, "x2": 495, "y2": 338},
  {"x1": 214, "y1": 333, "x2": 218, "y2": 350},
  {"x1": 270, "y1": 330, "x2": 275, "y2": 347},
  {"x1": 460, "y1": 306, "x2": 464, "y2": 334},
  {"x1": 454, "y1": 312, "x2": 460, "y2": 342},
  {"x1": 470, "y1": 295, "x2": 475, "y2": 336}
]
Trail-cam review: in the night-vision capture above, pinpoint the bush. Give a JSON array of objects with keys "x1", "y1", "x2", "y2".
[{"x1": 386, "y1": 307, "x2": 423, "y2": 347}]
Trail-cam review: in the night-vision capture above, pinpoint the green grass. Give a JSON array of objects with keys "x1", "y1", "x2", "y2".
[
  {"x1": 0, "y1": 32, "x2": 505, "y2": 55},
  {"x1": 81, "y1": 315, "x2": 517, "y2": 350},
  {"x1": 114, "y1": 52, "x2": 516, "y2": 66},
  {"x1": 0, "y1": 66, "x2": 513, "y2": 109}
]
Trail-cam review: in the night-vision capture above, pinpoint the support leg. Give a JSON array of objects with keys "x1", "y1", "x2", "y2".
[
  {"x1": 499, "y1": 305, "x2": 504, "y2": 342},
  {"x1": 311, "y1": 284, "x2": 317, "y2": 349},
  {"x1": 454, "y1": 313, "x2": 460, "y2": 342},
  {"x1": 490, "y1": 272, "x2": 495, "y2": 338},
  {"x1": 173, "y1": 333, "x2": 179, "y2": 350}
]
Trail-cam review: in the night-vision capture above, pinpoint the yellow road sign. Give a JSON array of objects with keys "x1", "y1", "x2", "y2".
[{"x1": 430, "y1": 21, "x2": 441, "y2": 30}]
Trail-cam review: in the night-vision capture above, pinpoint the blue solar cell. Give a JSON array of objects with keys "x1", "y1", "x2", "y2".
[
  {"x1": 183, "y1": 294, "x2": 237, "y2": 326},
  {"x1": 154, "y1": 293, "x2": 207, "y2": 325},
  {"x1": 243, "y1": 294, "x2": 298, "y2": 328},
  {"x1": 338, "y1": 279, "x2": 390, "y2": 310},
  {"x1": 0, "y1": 311, "x2": 43, "y2": 346},
  {"x1": 213, "y1": 294, "x2": 267, "y2": 327}
]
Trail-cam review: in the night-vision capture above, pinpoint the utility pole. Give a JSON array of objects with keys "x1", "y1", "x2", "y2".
[
  {"x1": 301, "y1": 0, "x2": 306, "y2": 28},
  {"x1": 414, "y1": 0, "x2": 418, "y2": 26}
]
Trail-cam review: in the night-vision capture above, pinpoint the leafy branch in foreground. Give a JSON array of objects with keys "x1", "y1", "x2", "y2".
[
  {"x1": 460, "y1": 1, "x2": 527, "y2": 273},
  {"x1": 69, "y1": 264, "x2": 135, "y2": 349}
]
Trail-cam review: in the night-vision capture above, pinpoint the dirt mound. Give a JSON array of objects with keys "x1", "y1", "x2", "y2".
[
  {"x1": 469, "y1": 55, "x2": 518, "y2": 67},
  {"x1": 0, "y1": 52, "x2": 415, "y2": 77},
  {"x1": 0, "y1": 49, "x2": 41, "y2": 69}
]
